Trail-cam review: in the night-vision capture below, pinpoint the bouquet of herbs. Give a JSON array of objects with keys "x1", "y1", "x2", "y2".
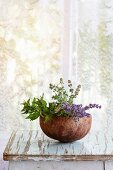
[{"x1": 21, "y1": 78, "x2": 101, "y2": 122}]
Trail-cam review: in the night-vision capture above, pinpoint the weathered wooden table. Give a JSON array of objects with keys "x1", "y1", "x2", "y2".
[{"x1": 3, "y1": 129, "x2": 113, "y2": 170}]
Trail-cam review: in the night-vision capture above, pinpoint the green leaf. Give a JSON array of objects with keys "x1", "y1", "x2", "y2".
[
  {"x1": 26, "y1": 111, "x2": 40, "y2": 120},
  {"x1": 44, "y1": 114, "x2": 53, "y2": 122}
]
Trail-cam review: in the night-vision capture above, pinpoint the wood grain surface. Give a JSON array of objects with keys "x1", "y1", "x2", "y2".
[{"x1": 3, "y1": 128, "x2": 113, "y2": 161}]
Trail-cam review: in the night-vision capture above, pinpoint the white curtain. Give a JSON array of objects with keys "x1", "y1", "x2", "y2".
[
  {"x1": 0, "y1": 0, "x2": 63, "y2": 131},
  {"x1": 70, "y1": 0, "x2": 113, "y2": 131}
]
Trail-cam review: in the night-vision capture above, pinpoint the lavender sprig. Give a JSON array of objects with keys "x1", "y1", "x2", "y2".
[
  {"x1": 84, "y1": 104, "x2": 101, "y2": 110},
  {"x1": 61, "y1": 103, "x2": 101, "y2": 119}
]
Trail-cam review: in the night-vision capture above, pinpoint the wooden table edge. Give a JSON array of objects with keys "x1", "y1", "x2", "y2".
[{"x1": 3, "y1": 153, "x2": 113, "y2": 161}]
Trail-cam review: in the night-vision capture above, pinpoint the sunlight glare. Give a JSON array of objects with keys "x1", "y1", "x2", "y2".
[{"x1": 6, "y1": 59, "x2": 16, "y2": 86}]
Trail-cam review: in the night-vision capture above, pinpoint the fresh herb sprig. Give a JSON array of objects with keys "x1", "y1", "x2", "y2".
[
  {"x1": 21, "y1": 96, "x2": 47, "y2": 120},
  {"x1": 67, "y1": 80, "x2": 81, "y2": 104},
  {"x1": 21, "y1": 78, "x2": 101, "y2": 121},
  {"x1": 21, "y1": 96, "x2": 58, "y2": 122},
  {"x1": 50, "y1": 78, "x2": 81, "y2": 105},
  {"x1": 49, "y1": 78, "x2": 68, "y2": 104}
]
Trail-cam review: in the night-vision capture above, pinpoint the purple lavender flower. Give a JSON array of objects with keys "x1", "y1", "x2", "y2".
[
  {"x1": 84, "y1": 104, "x2": 101, "y2": 110},
  {"x1": 61, "y1": 103, "x2": 71, "y2": 112},
  {"x1": 61, "y1": 103, "x2": 101, "y2": 119}
]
